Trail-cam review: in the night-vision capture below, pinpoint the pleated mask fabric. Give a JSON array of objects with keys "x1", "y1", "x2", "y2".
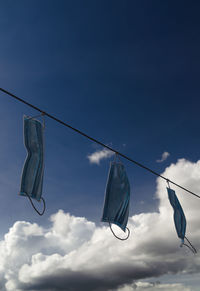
[
  {"x1": 19, "y1": 116, "x2": 44, "y2": 201},
  {"x1": 102, "y1": 161, "x2": 130, "y2": 232},
  {"x1": 167, "y1": 187, "x2": 186, "y2": 241}
]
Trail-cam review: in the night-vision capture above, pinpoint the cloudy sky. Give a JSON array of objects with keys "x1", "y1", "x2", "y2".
[{"x1": 1, "y1": 1, "x2": 200, "y2": 290}]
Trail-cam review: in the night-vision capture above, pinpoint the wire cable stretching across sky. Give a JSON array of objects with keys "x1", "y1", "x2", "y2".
[{"x1": 1, "y1": 87, "x2": 200, "y2": 199}]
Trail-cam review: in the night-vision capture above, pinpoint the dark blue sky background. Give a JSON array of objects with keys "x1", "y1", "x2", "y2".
[{"x1": 0, "y1": 0, "x2": 200, "y2": 235}]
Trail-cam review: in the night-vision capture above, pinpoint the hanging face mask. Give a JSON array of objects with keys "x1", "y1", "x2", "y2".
[
  {"x1": 167, "y1": 186, "x2": 196, "y2": 253},
  {"x1": 19, "y1": 115, "x2": 46, "y2": 215},
  {"x1": 102, "y1": 155, "x2": 130, "y2": 240}
]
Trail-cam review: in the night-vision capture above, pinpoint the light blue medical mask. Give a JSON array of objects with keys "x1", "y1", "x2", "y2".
[
  {"x1": 167, "y1": 186, "x2": 196, "y2": 253},
  {"x1": 19, "y1": 115, "x2": 45, "y2": 215},
  {"x1": 102, "y1": 156, "x2": 130, "y2": 240}
]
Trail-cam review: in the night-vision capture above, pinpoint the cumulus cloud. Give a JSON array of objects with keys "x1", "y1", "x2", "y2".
[
  {"x1": 87, "y1": 148, "x2": 114, "y2": 165},
  {"x1": 0, "y1": 159, "x2": 200, "y2": 290},
  {"x1": 113, "y1": 281, "x2": 191, "y2": 291},
  {"x1": 156, "y1": 151, "x2": 170, "y2": 163}
]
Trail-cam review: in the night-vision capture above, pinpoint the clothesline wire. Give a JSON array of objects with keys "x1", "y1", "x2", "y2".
[{"x1": 1, "y1": 87, "x2": 200, "y2": 199}]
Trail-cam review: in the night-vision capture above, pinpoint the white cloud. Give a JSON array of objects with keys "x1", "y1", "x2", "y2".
[
  {"x1": 87, "y1": 148, "x2": 115, "y2": 165},
  {"x1": 0, "y1": 159, "x2": 199, "y2": 290},
  {"x1": 156, "y1": 151, "x2": 170, "y2": 163},
  {"x1": 114, "y1": 281, "x2": 191, "y2": 291}
]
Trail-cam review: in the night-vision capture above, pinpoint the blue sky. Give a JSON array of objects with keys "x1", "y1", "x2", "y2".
[{"x1": 1, "y1": 1, "x2": 200, "y2": 290}]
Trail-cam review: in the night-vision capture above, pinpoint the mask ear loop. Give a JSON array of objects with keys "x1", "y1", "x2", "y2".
[
  {"x1": 181, "y1": 236, "x2": 197, "y2": 254},
  {"x1": 166, "y1": 179, "x2": 170, "y2": 189},
  {"x1": 24, "y1": 192, "x2": 46, "y2": 216},
  {"x1": 113, "y1": 152, "x2": 117, "y2": 163},
  {"x1": 113, "y1": 152, "x2": 122, "y2": 163},
  {"x1": 167, "y1": 179, "x2": 197, "y2": 254},
  {"x1": 24, "y1": 112, "x2": 46, "y2": 216},
  {"x1": 109, "y1": 222, "x2": 130, "y2": 241}
]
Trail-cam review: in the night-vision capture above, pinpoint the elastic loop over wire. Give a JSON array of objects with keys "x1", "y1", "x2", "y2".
[
  {"x1": 24, "y1": 192, "x2": 46, "y2": 216},
  {"x1": 166, "y1": 179, "x2": 171, "y2": 189},
  {"x1": 113, "y1": 152, "x2": 121, "y2": 163},
  {"x1": 109, "y1": 222, "x2": 130, "y2": 241},
  {"x1": 27, "y1": 112, "x2": 46, "y2": 129}
]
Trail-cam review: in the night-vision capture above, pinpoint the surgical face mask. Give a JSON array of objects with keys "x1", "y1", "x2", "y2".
[
  {"x1": 102, "y1": 160, "x2": 130, "y2": 239},
  {"x1": 167, "y1": 187, "x2": 186, "y2": 241},
  {"x1": 19, "y1": 115, "x2": 45, "y2": 215},
  {"x1": 167, "y1": 187, "x2": 196, "y2": 253}
]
